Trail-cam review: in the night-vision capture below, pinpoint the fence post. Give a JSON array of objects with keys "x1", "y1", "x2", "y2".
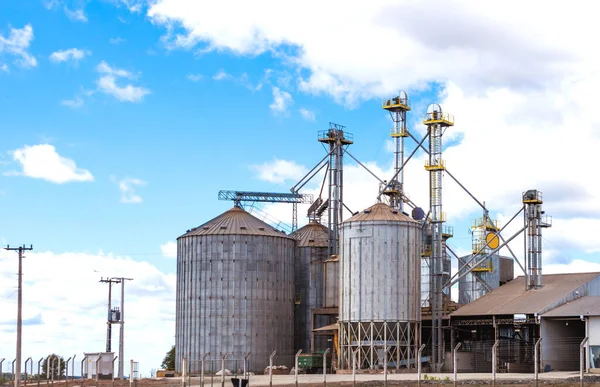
[
  {"x1": 322, "y1": 348, "x2": 330, "y2": 387},
  {"x1": 25, "y1": 357, "x2": 32, "y2": 385},
  {"x1": 37, "y1": 358, "x2": 43, "y2": 387},
  {"x1": 72, "y1": 355, "x2": 76, "y2": 381},
  {"x1": 453, "y1": 342, "x2": 462, "y2": 387},
  {"x1": 57, "y1": 358, "x2": 61, "y2": 382},
  {"x1": 352, "y1": 350, "x2": 357, "y2": 387},
  {"x1": 492, "y1": 340, "x2": 499, "y2": 387},
  {"x1": 243, "y1": 352, "x2": 251, "y2": 380},
  {"x1": 65, "y1": 357, "x2": 71, "y2": 387},
  {"x1": 50, "y1": 358, "x2": 54, "y2": 386},
  {"x1": 383, "y1": 346, "x2": 389, "y2": 387},
  {"x1": 13, "y1": 359, "x2": 16, "y2": 382},
  {"x1": 130, "y1": 360, "x2": 134, "y2": 387},
  {"x1": 81, "y1": 357, "x2": 87, "y2": 381},
  {"x1": 417, "y1": 344, "x2": 425, "y2": 387},
  {"x1": 269, "y1": 351, "x2": 276, "y2": 387},
  {"x1": 201, "y1": 353, "x2": 209, "y2": 387},
  {"x1": 295, "y1": 350, "x2": 302, "y2": 387},
  {"x1": 534, "y1": 338, "x2": 542, "y2": 387},
  {"x1": 95, "y1": 354, "x2": 103, "y2": 387},
  {"x1": 112, "y1": 356, "x2": 118, "y2": 387},
  {"x1": 581, "y1": 337, "x2": 589, "y2": 387},
  {"x1": 221, "y1": 353, "x2": 229, "y2": 387},
  {"x1": 182, "y1": 358, "x2": 187, "y2": 387}
]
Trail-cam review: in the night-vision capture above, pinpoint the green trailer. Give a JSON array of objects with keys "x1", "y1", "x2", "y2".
[{"x1": 297, "y1": 352, "x2": 332, "y2": 373}]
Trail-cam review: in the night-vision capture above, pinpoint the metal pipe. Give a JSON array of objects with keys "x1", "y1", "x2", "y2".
[
  {"x1": 65, "y1": 357, "x2": 71, "y2": 387},
  {"x1": 535, "y1": 338, "x2": 542, "y2": 387},
  {"x1": 71, "y1": 355, "x2": 76, "y2": 381},
  {"x1": 383, "y1": 346, "x2": 388, "y2": 387},
  {"x1": 291, "y1": 151, "x2": 333, "y2": 193},
  {"x1": 221, "y1": 353, "x2": 229, "y2": 387},
  {"x1": 37, "y1": 358, "x2": 43, "y2": 387},
  {"x1": 112, "y1": 357, "x2": 118, "y2": 387},
  {"x1": 95, "y1": 354, "x2": 103, "y2": 386},
  {"x1": 447, "y1": 205, "x2": 524, "y2": 287},
  {"x1": 323, "y1": 348, "x2": 330, "y2": 387},
  {"x1": 492, "y1": 340, "x2": 499, "y2": 387},
  {"x1": 379, "y1": 132, "x2": 429, "y2": 201},
  {"x1": 129, "y1": 359, "x2": 134, "y2": 387},
  {"x1": 342, "y1": 149, "x2": 383, "y2": 184},
  {"x1": 352, "y1": 350, "x2": 357, "y2": 387},
  {"x1": 448, "y1": 225, "x2": 527, "y2": 288},
  {"x1": 581, "y1": 337, "x2": 589, "y2": 387},
  {"x1": 417, "y1": 344, "x2": 425, "y2": 387},
  {"x1": 81, "y1": 357, "x2": 87, "y2": 381},
  {"x1": 269, "y1": 351, "x2": 276, "y2": 387},
  {"x1": 294, "y1": 350, "x2": 302, "y2": 387},
  {"x1": 201, "y1": 353, "x2": 209, "y2": 387},
  {"x1": 453, "y1": 343, "x2": 462, "y2": 387},
  {"x1": 25, "y1": 357, "x2": 33, "y2": 383}
]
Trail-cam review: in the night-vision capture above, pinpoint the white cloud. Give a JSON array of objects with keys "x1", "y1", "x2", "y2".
[
  {"x1": 212, "y1": 69, "x2": 231, "y2": 81},
  {"x1": 0, "y1": 248, "x2": 175, "y2": 377},
  {"x1": 160, "y1": 241, "x2": 177, "y2": 259},
  {"x1": 0, "y1": 24, "x2": 37, "y2": 68},
  {"x1": 269, "y1": 87, "x2": 292, "y2": 114},
  {"x1": 49, "y1": 48, "x2": 89, "y2": 63},
  {"x1": 299, "y1": 108, "x2": 315, "y2": 121},
  {"x1": 117, "y1": 177, "x2": 146, "y2": 204},
  {"x1": 0, "y1": 63, "x2": 7, "y2": 72},
  {"x1": 186, "y1": 73, "x2": 203, "y2": 82},
  {"x1": 64, "y1": 7, "x2": 88, "y2": 22},
  {"x1": 61, "y1": 96, "x2": 84, "y2": 108},
  {"x1": 6, "y1": 144, "x2": 94, "y2": 184},
  {"x1": 109, "y1": 37, "x2": 126, "y2": 45},
  {"x1": 250, "y1": 158, "x2": 308, "y2": 184},
  {"x1": 96, "y1": 61, "x2": 150, "y2": 102}
]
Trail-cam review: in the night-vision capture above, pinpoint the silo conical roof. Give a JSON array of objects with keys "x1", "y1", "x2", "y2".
[
  {"x1": 179, "y1": 206, "x2": 292, "y2": 238},
  {"x1": 344, "y1": 202, "x2": 417, "y2": 223},
  {"x1": 290, "y1": 221, "x2": 328, "y2": 247}
]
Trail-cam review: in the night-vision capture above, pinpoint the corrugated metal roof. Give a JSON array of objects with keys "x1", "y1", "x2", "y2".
[
  {"x1": 179, "y1": 206, "x2": 292, "y2": 239},
  {"x1": 541, "y1": 296, "x2": 600, "y2": 317},
  {"x1": 290, "y1": 221, "x2": 328, "y2": 247},
  {"x1": 451, "y1": 272, "x2": 600, "y2": 317},
  {"x1": 344, "y1": 202, "x2": 417, "y2": 223}
]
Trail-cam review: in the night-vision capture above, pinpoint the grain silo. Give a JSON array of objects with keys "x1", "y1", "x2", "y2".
[
  {"x1": 338, "y1": 202, "x2": 421, "y2": 370},
  {"x1": 458, "y1": 254, "x2": 514, "y2": 304},
  {"x1": 176, "y1": 206, "x2": 295, "y2": 373},
  {"x1": 290, "y1": 221, "x2": 328, "y2": 352}
]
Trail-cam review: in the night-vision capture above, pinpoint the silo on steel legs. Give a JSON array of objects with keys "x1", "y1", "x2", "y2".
[
  {"x1": 176, "y1": 206, "x2": 295, "y2": 373},
  {"x1": 339, "y1": 203, "x2": 422, "y2": 370}
]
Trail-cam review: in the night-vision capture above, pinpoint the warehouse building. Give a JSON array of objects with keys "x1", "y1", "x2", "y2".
[{"x1": 450, "y1": 272, "x2": 600, "y2": 372}]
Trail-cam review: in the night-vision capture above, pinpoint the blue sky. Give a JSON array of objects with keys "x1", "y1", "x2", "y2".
[{"x1": 2, "y1": 0, "x2": 600, "y2": 377}]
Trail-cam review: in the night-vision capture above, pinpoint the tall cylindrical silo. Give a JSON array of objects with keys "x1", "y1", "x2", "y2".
[
  {"x1": 176, "y1": 206, "x2": 295, "y2": 373},
  {"x1": 339, "y1": 202, "x2": 422, "y2": 370},
  {"x1": 290, "y1": 221, "x2": 328, "y2": 352}
]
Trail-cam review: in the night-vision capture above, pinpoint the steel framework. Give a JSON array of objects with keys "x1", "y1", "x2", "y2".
[
  {"x1": 523, "y1": 190, "x2": 552, "y2": 289},
  {"x1": 382, "y1": 93, "x2": 411, "y2": 211},
  {"x1": 318, "y1": 123, "x2": 353, "y2": 257},
  {"x1": 424, "y1": 104, "x2": 453, "y2": 372},
  {"x1": 217, "y1": 190, "x2": 314, "y2": 231},
  {"x1": 339, "y1": 321, "x2": 419, "y2": 370}
]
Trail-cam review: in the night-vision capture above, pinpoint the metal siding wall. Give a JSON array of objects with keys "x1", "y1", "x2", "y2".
[
  {"x1": 458, "y1": 254, "x2": 508, "y2": 305},
  {"x1": 293, "y1": 246, "x2": 326, "y2": 351},
  {"x1": 175, "y1": 234, "x2": 295, "y2": 373},
  {"x1": 340, "y1": 220, "x2": 421, "y2": 322}
]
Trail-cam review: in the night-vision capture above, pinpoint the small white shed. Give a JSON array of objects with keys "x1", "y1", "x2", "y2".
[{"x1": 83, "y1": 352, "x2": 115, "y2": 379}]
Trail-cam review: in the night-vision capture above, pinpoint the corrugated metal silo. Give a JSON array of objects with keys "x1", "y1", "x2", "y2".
[
  {"x1": 290, "y1": 221, "x2": 328, "y2": 352},
  {"x1": 339, "y1": 202, "x2": 422, "y2": 370},
  {"x1": 458, "y1": 254, "x2": 514, "y2": 304},
  {"x1": 176, "y1": 206, "x2": 295, "y2": 373}
]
